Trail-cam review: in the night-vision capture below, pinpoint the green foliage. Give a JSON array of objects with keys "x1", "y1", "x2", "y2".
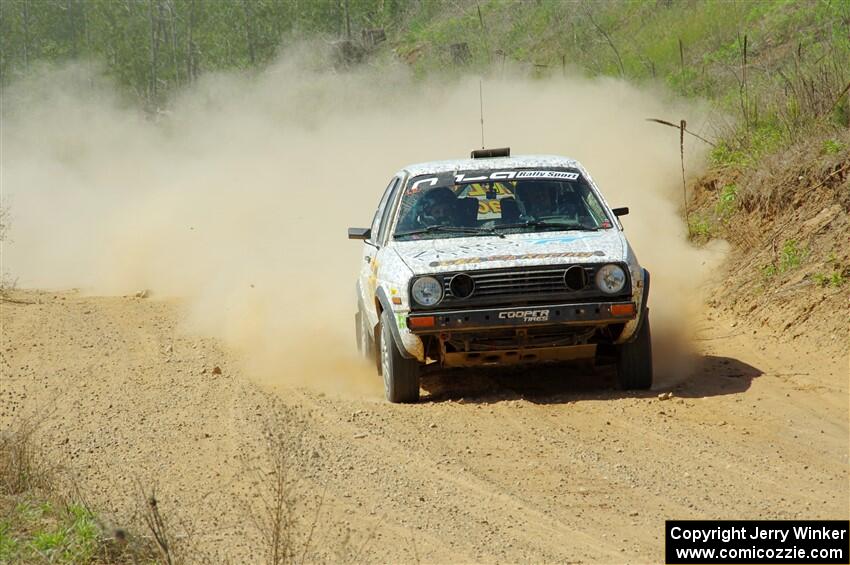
[
  {"x1": 31, "y1": 528, "x2": 67, "y2": 553},
  {"x1": 715, "y1": 183, "x2": 738, "y2": 218},
  {"x1": 779, "y1": 238, "x2": 805, "y2": 271},
  {"x1": 761, "y1": 263, "x2": 778, "y2": 280},
  {"x1": 0, "y1": 0, "x2": 408, "y2": 105},
  {"x1": 761, "y1": 238, "x2": 809, "y2": 280},
  {"x1": 0, "y1": 498, "x2": 103, "y2": 564},
  {"x1": 64, "y1": 503, "x2": 99, "y2": 562},
  {"x1": 2, "y1": 0, "x2": 848, "y2": 137},
  {"x1": 814, "y1": 252, "x2": 848, "y2": 287},
  {"x1": 710, "y1": 140, "x2": 748, "y2": 168},
  {"x1": 832, "y1": 97, "x2": 850, "y2": 128},
  {"x1": 822, "y1": 139, "x2": 845, "y2": 155},
  {"x1": 710, "y1": 119, "x2": 788, "y2": 169},
  {"x1": 687, "y1": 213, "x2": 713, "y2": 242},
  {"x1": 812, "y1": 271, "x2": 845, "y2": 287},
  {"x1": 0, "y1": 519, "x2": 19, "y2": 561},
  {"x1": 400, "y1": 0, "x2": 848, "y2": 161},
  {"x1": 748, "y1": 120, "x2": 787, "y2": 158}
]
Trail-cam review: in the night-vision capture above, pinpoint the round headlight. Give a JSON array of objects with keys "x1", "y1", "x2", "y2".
[
  {"x1": 595, "y1": 264, "x2": 627, "y2": 294},
  {"x1": 411, "y1": 276, "x2": 443, "y2": 306}
]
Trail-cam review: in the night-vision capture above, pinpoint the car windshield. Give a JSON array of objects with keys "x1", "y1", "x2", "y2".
[{"x1": 393, "y1": 168, "x2": 613, "y2": 240}]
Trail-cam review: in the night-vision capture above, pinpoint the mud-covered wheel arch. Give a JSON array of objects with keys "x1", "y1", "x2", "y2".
[{"x1": 380, "y1": 309, "x2": 421, "y2": 403}]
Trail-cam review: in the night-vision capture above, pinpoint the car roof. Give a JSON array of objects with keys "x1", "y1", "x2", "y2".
[{"x1": 401, "y1": 154, "x2": 582, "y2": 177}]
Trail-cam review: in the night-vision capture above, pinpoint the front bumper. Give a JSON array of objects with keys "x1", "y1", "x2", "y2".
[{"x1": 406, "y1": 301, "x2": 636, "y2": 334}]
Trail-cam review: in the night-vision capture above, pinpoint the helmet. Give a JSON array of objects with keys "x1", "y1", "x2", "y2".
[
  {"x1": 515, "y1": 181, "x2": 554, "y2": 217},
  {"x1": 416, "y1": 187, "x2": 457, "y2": 226}
]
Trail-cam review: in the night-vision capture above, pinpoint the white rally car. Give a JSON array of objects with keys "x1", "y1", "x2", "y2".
[{"x1": 349, "y1": 149, "x2": 651, "y2": 403}]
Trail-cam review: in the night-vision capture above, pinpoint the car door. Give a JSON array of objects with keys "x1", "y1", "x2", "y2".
[{"x1": 359, "y1": 176, "x2": 402, "y2": 328}]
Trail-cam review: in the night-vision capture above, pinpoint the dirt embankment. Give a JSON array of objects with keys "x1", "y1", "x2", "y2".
[
  {"x1": 1, "y1": 288, "x2": 847, "y2": 563},
  {"x1": 690, "y1": 131, "x2": 850, "y2": 360}
]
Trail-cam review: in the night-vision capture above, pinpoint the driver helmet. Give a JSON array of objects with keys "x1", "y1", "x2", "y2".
[
  {"x1": 515, "y1": 181, "x2": 553, "y2": 217},
  {"x1": 416, "y1": 187, "x2": 457, "y2": 226}
]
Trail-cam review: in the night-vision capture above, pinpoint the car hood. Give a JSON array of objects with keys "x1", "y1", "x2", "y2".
[{"x1": 392, "y1": 229, "x2": 626, "y2": 274}]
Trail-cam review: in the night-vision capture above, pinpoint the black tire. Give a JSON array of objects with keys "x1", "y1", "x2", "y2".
[
  {"x1": 379, "y1": 310, "x2": 420, "y2": 403},
  {"x1": 616, "y1": 312, "x2": 653, "y2": 390}
]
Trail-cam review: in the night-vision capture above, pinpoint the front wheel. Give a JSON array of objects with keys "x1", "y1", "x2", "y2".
[
  {"x1": 615, "y1": 313, "x2": 653, "y2": 390},
  {"x1": 379, "y1": 310, "x2": 421, "y2": 403}
]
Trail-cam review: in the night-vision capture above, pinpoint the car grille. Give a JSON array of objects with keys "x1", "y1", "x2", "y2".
[
  {"x1": 452, "y1": 268, "x2": 573, "y2": 297},
  {"x1": 410, "y1": 263, "x2": 632, "y2": 311}
]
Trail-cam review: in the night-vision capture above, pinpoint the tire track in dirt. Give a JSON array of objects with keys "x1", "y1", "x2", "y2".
[
  {"x1": 283, "y1": 388, "x2": 628, "y2": 562},
  {"x1": 1, "y1": 290, "x2": 847, "y2": 563}
]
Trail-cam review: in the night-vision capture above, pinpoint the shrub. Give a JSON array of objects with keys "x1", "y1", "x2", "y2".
[
  {"x1": 687, "y1": 213, "x2": 713, "y2": 241},
  {"x1": 779, "y1": 239, "x2": 804, "y2": 272},
  {"x1": 715, "y1": 183, "x2": 738, "y2": 219}
]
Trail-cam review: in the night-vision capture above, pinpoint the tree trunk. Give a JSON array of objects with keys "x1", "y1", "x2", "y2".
[
  {"x1": 345, "y1": 0, "x2": 352, "y2": 40},
  {"x1": 243, "y1": 0, "x2": 255, "y2": 66},
  {"x1": 186, "y1": 0, "x2": 196, "y2": 80},
  {"x1": 149, "y1": 0, "x2": 159, "y2": 103},
  {"x1": 66, "y1": 0, "x2": 77, "y2": 57},
  {"x1": 167, "y1": 0, "x2": 179, "y2": 85},
  {"x1": 22, "y1": 0, "x2": 31, "y2": 69}
]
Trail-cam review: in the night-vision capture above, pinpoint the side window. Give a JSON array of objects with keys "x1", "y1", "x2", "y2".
[
  {"x1": 581, "y1": 187, "x2": 609, "y2": 225},
  {"x1": 377, "y1": 177, "x2": 402, "y2": 244},
  {"x1": 370, "y1": 177, "x2": 398, "y2": 244}
]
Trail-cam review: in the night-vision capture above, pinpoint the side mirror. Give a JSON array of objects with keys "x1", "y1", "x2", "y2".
[
  {"x1": 612, "y1": 207, "x2": 629, "y2": 217},
  {"x1": 348, "y1": 227, "x2": 372, "y2": 240}
]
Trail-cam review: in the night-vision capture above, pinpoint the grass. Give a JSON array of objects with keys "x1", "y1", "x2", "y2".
[
  {"x1": 715, "y1": 183, "x2": 738, "y2": 219},
  {"x1": 1, "y1": 409, "x2": 366, "y2": 565},
  {"x1": 709, "y1": 120, "x2": 788, "y2": 169},
  {"x1": 813, "y1": 271, "x2": 846, "y2": 288},
  {"x1": 822, "y1": 139, "x2": 846, "y2": 155},
  {"x1": 399, "y1": 0, "x2": 849, "y2": 173},
  {"x1": 0, "y1": 501, "x2": 100, "y2": 563},
  {"x1": 688, "y1": 182, "x2": 739, "y2": 242},
  {"x1": 709, "y1": 140, "x2": 750, "y2": 168},
  {"x1": 761, "y1": 263, "x2": 778, "y2": 280},
  {"x1": 0, "y1": 417, "x2": 161, "y2": 564},
  {"x1": 0, "y1": 414, "x2": 54, "y2": 495},
  {"x1": 687, "y1": 213, "x2": 714, "y2": 242},
  {"x1": 761, "y1": 238, "x2": 808, "y2": 281},
  {"x1": 812, "y1": 252, "x2": 848, "y2": 287},
  {"x1": 779, "y1": 239, "x2": 805, "y2": 271}
]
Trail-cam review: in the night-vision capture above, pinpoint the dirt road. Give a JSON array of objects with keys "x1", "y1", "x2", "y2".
[{"x1": 1, "y1": 290, "x2": 847, "y2": 563}]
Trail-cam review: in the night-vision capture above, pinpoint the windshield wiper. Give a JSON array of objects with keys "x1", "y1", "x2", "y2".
[
  {"x1": 395, "y1": 225, "x2": 505, "y2": 238},
  {"x1": 494, "y1": 219, "x2": 598, "y2": 232}
]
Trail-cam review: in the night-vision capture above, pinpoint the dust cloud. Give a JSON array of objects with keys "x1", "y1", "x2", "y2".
[{"x1": 1, "y1": 48, "x2": 724, "y2": 394}]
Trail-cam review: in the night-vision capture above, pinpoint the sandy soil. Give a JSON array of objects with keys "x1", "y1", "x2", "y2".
[{"x1": 1, "y1": 289, "x2": 847, "y2": 563}]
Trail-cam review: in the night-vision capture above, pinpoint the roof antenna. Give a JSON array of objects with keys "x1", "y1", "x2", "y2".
[
  {"x1": 470, "y1": 79, "x2": 510, "y2": 158},
  {"x1": 479, "y1": 78, "x2": 485, "y2": 149}
]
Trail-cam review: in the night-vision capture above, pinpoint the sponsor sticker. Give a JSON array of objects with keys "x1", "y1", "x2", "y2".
[
  {"x1": 498, "y1": 309, "x2": 550, "y2": 322},
  {"x1": 428, "y1": 250, "x2": 605, "y2": 267},
  {"x1": 412, "y1": 169, "x2": 581, "y2": 189}
]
